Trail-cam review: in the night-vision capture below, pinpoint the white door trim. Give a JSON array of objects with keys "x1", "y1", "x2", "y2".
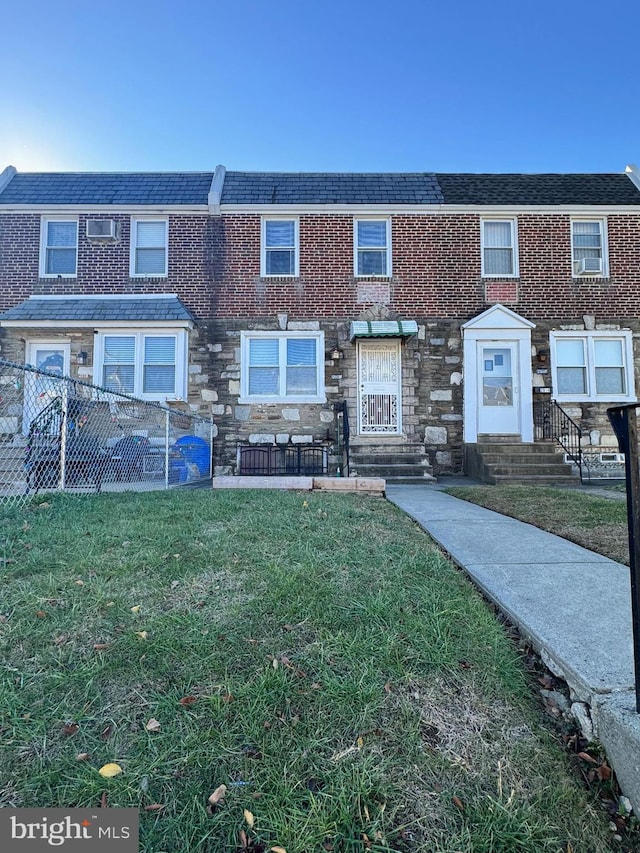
[
  {"x1": 357, "y1": 338, "x2": 402, "y2": 435},
  {"x1": 462, "y1": 304, "x2": 534, "y2": 443},
  {"x1": 23, "y1": 339, "x2": 71, "y2": 434}
]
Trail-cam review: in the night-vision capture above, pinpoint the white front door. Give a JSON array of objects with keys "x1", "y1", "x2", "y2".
[
  {"x1": 23, "y1": 341, "x2": 71, "y2": 434},
  {"x1": 477, "y1": 342, "x2": 520, "y2": 434},
  {"x1": 357, "y1": 339, "x2": 402, "y2": 435}
]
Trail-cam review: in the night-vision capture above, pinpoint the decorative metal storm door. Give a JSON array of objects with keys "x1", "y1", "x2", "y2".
[{"x1": 357, "y1": 340, "x2": 401, "y2": 434}]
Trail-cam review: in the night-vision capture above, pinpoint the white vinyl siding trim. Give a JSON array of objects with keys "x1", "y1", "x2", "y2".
[
  {"x1": 550, "y1": 330, "x2": 635, "y2": 403},
  {"x1": 95, "y1": 329, "x2": 187, "y2": 401},
  {"x1": 39, "y1": 217, "x2": 78, "y2": 277},
  {"x1": 571, "y1": 218, "x2": 608, "y2": 277},
  {"x1": 354, "y1": 218, "x2": 391, "y2": 277},
  {"x1": 261, "y1": 217, "x2": 299, "y2": 277},
  {"x1": 239, "y1": 331, "x2": 325, "y2": 404},
  {"x1": 481, "y1": 218, "x2": 518, "y2": 277},
  {"x1": 130, "y1": 218, "x2": 168, "y2": 277}
]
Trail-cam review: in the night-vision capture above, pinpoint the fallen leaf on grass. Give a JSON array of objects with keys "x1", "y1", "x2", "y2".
[
  {"x1": 63, "y1": 722, "x2": 79, "y2": 736},
  {"x1": 578, "y1": 751, "x2": 599, "y2": 765},
  {"x1": 130, "y1": 605, "x2": 141, "y2": 613},
  {"x1": 144, "y1": 804, "x2": 165, "y2": 812},
  {"x1": 238, "y1": 830, "x2": 248, "y2": 850},
  {"x1": 101, "y1": 791, "x2": 109, "y2": 809},
  {"x1": 270, "y1": 847, "x2": 287, "y2": 853},
  {"x1": 37, "y1": 502, "x2": 51, "y2": 509},
  {"x1": 53, "y1": 634, "x2": 68, "y2": 646},
  {"x1": 383, "y1": 681, "x2": 392, "y2": 694},
  {"x1": 74, "y1": 579, "x2": 84, "y2": 586},
  {"x1": 145, "y1": 718, "x2": 161, "y2": 732},
  {"x1": 93, "y1": 643, "x2": 110, "y2": 651},
  {"x1": 452, "y1": 795, "x2": 464, "y2": 811},
  {"x1": 135, "y1": 631, "x2": 148, "y2": 640},
  {"x1": 597, "y1": 763, "x2": 612, "y2": 781},
  {"x1": 98, "y1": 763, "x2": 122, "y2": 778},
  {"x1": 35, "y1": 610, "x2": 47, "y2": 618},
  {"x1": 179, "y1": 696, "x2": 197, "y2": 707},
  {"x1": 243, "y1": 809, "x2": 255, "y2": 829},
  {"x1": 208, "y1": 784, "x2": 227, "y2": 806},
  {"x1": 76, "y1": 752, "x2": 90, "y2": 762},
  {"x1": 100, "y1": 724, "x2": 114, "y2": 740}
]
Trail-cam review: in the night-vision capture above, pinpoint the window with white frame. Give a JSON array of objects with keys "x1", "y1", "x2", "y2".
[
  {"x1": 571, "y1": 219, "x2": 607, "y2": 276},
  {"x1": 355, "y1": 219, "x2": 390, "y2": 277},
  {"x1": 97, "y1": 330, "x2": 187, "y2": 400},
  {"x1": 40, "y1": 218, "x2": 78, "y2": 277},
  {"x1": 130, "y1": 219, "x2": 168, "y2": 277},
  {"x1": 551, "y1": 331, "x2": 634, "y2": 401},
  {"x1": 261, "y1": 218, "x2": 298, "y2": 276},
  {"x1": 481, "y1": 219, "x2": 518, "y2": 277},
  {"x1": 240, "y1": 332, "x2": 325, "y2": 403}
]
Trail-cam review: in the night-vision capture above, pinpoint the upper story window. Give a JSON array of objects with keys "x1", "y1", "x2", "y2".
[
  {"x1": 481, "y1": 219, "x2": 518, "y2": 277},
  {"x1": 96, "y1": 330, "x2": 187, "y2": 401},
  {"x1": 550, "y1": 331, "x2": 634, "y2": 402},
  {"x1": 355, "y1": 219, "x2": 391, "y2": 277},
  {"x1": 130, "y1": 218, "x2": 168, "y2": 277},
  {"x1": 240, "y1": 331, "x2": 325, "y2": 404},
  {"x1": 40, "y1": 218, "x2": 78, "y2": 277},
  {"x1": 261, "y1": 218, "x2": 299, "y2": 277},
  {"x1": 571, "y1": 219, "x2": 607, "y2": 277}
]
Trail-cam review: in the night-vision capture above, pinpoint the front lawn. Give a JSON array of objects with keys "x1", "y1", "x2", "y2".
[
  {"x1": 445, "y1": 485, "x2": 629, "y2": 565},
  {"x1": 0, "y1": 490, "x2": 617, "y2": 852}
]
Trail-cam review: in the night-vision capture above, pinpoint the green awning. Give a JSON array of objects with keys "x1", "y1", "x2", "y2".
[{"x1": 349, "y1": 320, "x2": 418, "y2": 340}]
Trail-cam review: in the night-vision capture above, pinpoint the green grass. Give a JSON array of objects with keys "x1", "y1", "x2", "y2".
[
  {"x1": 445, "y1": 485, "x2": 629, "y2": 565},
  {"x1": 0, "y1": 490, "x2": 619, "y2": 852}
]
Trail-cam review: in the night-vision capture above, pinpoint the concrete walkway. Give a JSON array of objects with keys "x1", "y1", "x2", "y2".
[{"x1": 385, "y1": 483, "x2": 640, "y2": 812}]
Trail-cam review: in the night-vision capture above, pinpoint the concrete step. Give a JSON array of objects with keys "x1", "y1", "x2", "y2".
[
  {"x1": 478, "y1": 452, "x2": 568, "y2": 465},
  {"x1": 484, "y1": 464, "x2": 574, "y2": 477},
  {"x1": 475, "y1": 442, "x2": 561, "y2": 455},
  {"x1": 351, "y1": 452, "x2": 429, "y2": 466},
  {"x1": 353, "y1": 463, "x2": 434, "y2": 478},
  {"x1": 490, "y1": 473, "x2": 580, "y2": 485}
]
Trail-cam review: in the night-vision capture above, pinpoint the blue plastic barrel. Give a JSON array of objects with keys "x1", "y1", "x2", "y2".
[{"x1": 172, "y1": 435, "x2": 211, "y2": 477}]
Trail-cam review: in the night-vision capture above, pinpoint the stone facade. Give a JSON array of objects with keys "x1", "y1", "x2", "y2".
[{"x1": 2, "y1": 178, "x2": 640, "y2": 477}]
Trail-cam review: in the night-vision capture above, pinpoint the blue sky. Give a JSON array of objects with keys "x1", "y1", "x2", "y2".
[{"x1": 1, "y1": 0, "x2": 638, "y2": 173}]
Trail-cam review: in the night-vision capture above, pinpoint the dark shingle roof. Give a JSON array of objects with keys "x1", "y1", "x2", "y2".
[
  {"x1": 222, "y1": 171, "x2": 640, "y2": 206},
  {"x1": 0, "y1": 296, "x2": 195, "y2": 323},
  {"x1": 435, "y1": 173, "x2": 640, "y2": 206},
  {"x1": 2, "y1": 168, "x2": 638, "y2": 208},
  {"x1": 0, "y1": 173, "x2": 214, "y2": 205},
  {"x1": 221, "y1": 172, "x2": 444, "y2": 205}
]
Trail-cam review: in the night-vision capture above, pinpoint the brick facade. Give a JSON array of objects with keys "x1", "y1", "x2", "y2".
[{"x1": 2, "y1": 198, "x2": 640, "y2": 477}]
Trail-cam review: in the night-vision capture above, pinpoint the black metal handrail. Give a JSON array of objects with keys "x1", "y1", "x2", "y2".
[
  {"x1": 533, "y1": 397, "x2": 590, "y2": 482},
  {"x1": 25, "y1": 396, "x2": 64, "y2": 458},
  {"x1": 334, "y1": 400, "x2": 350, "y2": 477}
]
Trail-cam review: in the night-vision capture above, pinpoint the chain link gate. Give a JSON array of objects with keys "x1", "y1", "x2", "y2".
[{"x1": 0, "y1": 359, "x2": 214, "y2": 509}]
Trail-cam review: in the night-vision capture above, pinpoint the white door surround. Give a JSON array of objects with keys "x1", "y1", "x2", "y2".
[
  {"x1": 357, "y1": 339, "x2": 402, "y2": 435},
  {"x1": 23, "y1": 339, "x2": 71, "y2": 434},
  {"x1": 462, "y1": 304, "x2": 535, "y2": 443}
]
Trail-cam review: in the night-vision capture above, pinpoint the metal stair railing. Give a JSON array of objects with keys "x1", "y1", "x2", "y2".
[
  {"x1": 334, "y1": 400, "x2": 350, "y2": 477},
  {"x1": 533, "y1": 397, "x2": 590, "y2": 482}
]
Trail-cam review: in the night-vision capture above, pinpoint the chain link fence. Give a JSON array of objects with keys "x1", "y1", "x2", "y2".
[{"x1": 0, "y1": 359, "x2": 214, "y2": 508}]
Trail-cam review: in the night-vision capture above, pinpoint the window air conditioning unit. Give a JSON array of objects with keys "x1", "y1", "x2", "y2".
[
  {"x1": 86, "y1": 219, "x2": 118, "y2": 241},
  {"x1": 577, "y1": 257, "x2": 602, "y2": 275}
]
